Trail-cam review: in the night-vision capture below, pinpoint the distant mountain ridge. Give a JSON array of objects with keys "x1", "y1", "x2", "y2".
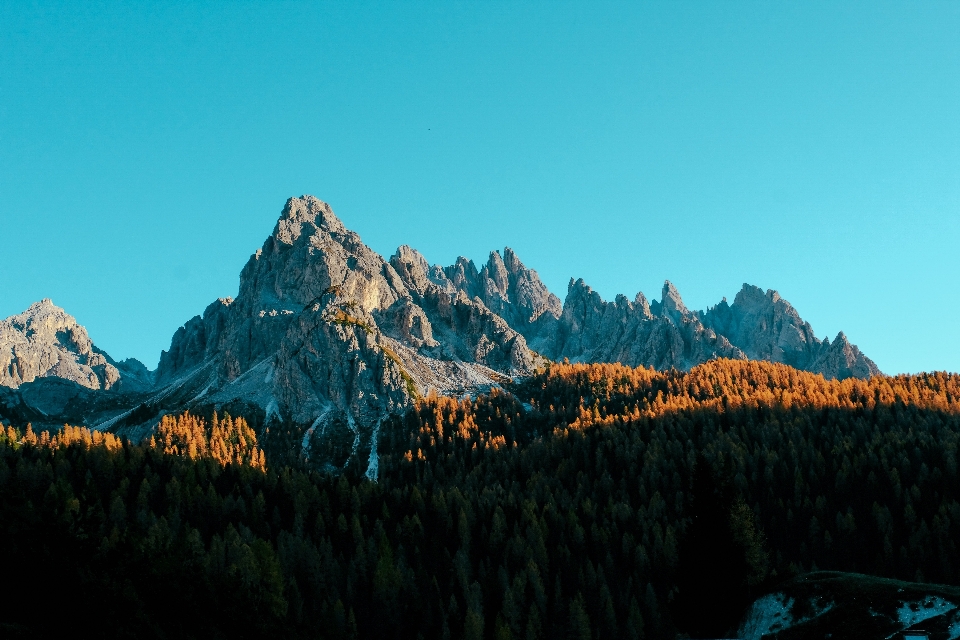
[
  {"x1": 0, "y1": 195, "x2": 879, "y2": 470},
  {"x1": 0, "y1": 299, "x2": 153, "y2": 392},
  {"x1": 398, "y1": 238, "x2": 877, "y2": 379}
]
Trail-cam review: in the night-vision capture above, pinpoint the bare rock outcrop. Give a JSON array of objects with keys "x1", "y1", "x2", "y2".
[
  {"x1": 138, "y1": 196, "x2": 539, "y2": 471},
  {"x1": 0, "y1": 300, "x2": 158, "y2": 431},
  {"x1": 146, "y1": 199, "x2": 881, "y2": 466},
  {"x1": 546, "y1": 279, "x2": 745, "y2": 369},
  {"x1": 701, "y1": 284, "x2": 823, "y2": 369},
  {"x1": 810, "y1": 332, "x2": 880, "y2": 380},
  {"x1": 432, "y1": 258, "x2": 878, "y2": 380},
  {"x1": 0, "y1": 299, "x2": 121, "y2": 391},
  {"x1": 422, "y1": 248, "x2": 563, "y2": 352},
  {"x1": 700, "y1": 284, "x2": 880, "y2": 379}
]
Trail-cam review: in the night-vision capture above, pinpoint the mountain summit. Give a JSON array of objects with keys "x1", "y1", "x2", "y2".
[
  {"x1": 137, "y1": 196, "x2": 538, "y2": 471},
  {"x1": 0, "y1": 299, "x2": 152, "y2": 392}
]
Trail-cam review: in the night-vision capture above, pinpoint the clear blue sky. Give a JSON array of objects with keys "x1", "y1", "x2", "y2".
[{"x1": 2, "y1": 2, "x2": 958, "y2": 374}]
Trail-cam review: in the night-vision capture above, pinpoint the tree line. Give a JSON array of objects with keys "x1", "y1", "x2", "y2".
[{"x1": 1, "y1": 359, "x2": 959, "y2": 639}]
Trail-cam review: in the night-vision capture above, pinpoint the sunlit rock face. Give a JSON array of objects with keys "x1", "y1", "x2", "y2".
[
  {"x1": 0, "y1": 300, "x2": 158, "y2": 432},
  {"x1": 700, "y1": 284, "x2": 880, "y2": 379},
  {"x1": 808, "y1": 332, "x2": 880, "y2": 381},
  {"x1": 437, "y1": 263, "x2": 879, "y2": 379},
  {"x1": 149, "y1": 196, "x2": 540, "y2": 468},
  {"x1": 541, "y1": 280, "x2": 745, "y2": 370},
  {"x1": 0, "y1": 299, "x2": 123, "y2": 391}
]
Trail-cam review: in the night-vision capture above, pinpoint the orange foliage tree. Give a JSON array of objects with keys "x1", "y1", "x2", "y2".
[{"x1": 150, "y1": 411, "x2": 265, "y2": 471}]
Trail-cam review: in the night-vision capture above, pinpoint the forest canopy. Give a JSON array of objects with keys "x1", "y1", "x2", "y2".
[{"x1": 2, "y1": 359, "x2": 959, "y2": 639}]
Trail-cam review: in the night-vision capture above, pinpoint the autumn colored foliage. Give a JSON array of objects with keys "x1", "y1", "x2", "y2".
[
  {"x1": 3, "y1": 421, "x2": 124, "y2": 452},
  {"x1": 151, "y1": 411, "x2": 266, "y2": 470}
]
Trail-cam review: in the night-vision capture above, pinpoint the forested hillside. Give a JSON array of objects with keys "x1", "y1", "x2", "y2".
[{"x1": 2, "y1": 359, "x2": 959, "y2": 639}]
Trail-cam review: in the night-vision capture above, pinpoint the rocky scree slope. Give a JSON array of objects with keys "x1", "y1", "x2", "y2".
[{"x1": 1, "y1": 196, "x2": 879, "y2": 474}]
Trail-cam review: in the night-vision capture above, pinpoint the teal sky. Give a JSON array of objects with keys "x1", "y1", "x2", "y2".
[{"x1": 2, "y1": 2, "x2": 958, "y2": 374}]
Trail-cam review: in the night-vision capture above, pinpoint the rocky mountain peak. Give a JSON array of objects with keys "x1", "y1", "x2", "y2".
[
  {"x1": 482, "y1": 248, "x2": 554, "y2": 304},
  {"x1": 482, "y1": 250, "x2": 510, "y2": 295},
  {"x1": 0, "y1": 299, "x2": 124, "y2": 391},
  {"x1": 273, "y1": 195, "x2": 346, "y2": 245},
  {"x1": 732, "y1": 283, "x2": 768, "y2": 308},
  {"x1": 551, "y1": 277, "x2": 744, "y2": 370},
  {"x1": 1, "y1": 195, "x2": 884, "y2": 476},
  {"x1": 425, "y1": 248, "x2": 562, "y2": 351},
  {"x1": 811, "y1": 331, "x2": 879, "y2": 380},
  {"x1": 502, "y1": 247, "x2": 522, "y2": 273},
  {"x1": 444, "y1": 257, "x2": 481, "y2": 296},
  {"x1": 392, "y1": 245, "x2": 429, "y2": 272},
  {"x1": 12, "y1": 298, "x2": 72, "y2": 329},
  {"x1": 237, "y1": 196, "x2": 406, "y2": 318},
  {"x1": 633, "y1": 292, "x2": 652, "y2": 318},
  {"x1": 660, "y1": 280, "x2": 690, "y2": 321},
  {"x1": 701, "y1": 282, "x2": 812, "y2": 363},
  {"x1": 25, "y1": 297, "x2": 57, "y2": 313},
  {"x1": 389, "y1": 245, "x2": 432, "y2": 296},
  {"x1": 695, "y1": 283, "x2": 882, "y2": 379},
  {"x1": 148, "y1": 196, "x2": 541, "y2": 471}
]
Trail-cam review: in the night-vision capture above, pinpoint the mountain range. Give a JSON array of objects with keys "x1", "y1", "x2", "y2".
[{"x1": 0, "y1": 195, "x2": 879, "y2": 471}]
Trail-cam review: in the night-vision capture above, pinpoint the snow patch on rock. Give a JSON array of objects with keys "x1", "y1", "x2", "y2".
[
  {"x1": 740, "y1": 593, "x2": 795, "y2": 640},
  {"x1": 897, "y1": 596, "x2": 957, "y2": 630},
  {"x1": 949, "y1": 618, "x2": 960, "y2": 640},
  {"x1": 365, "y1": 418, "x2": 381, "y2": 482},
  {"x1": 265, "y1": 398, "x2": 282, "y2": 423},
  {"x1": 740, "y1": 593, "x2": 834, "y2": 640}
]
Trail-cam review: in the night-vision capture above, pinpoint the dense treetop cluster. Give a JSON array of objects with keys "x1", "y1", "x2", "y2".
[{"x1": 150, "y1": 411, "x2": 266, "y2": 471}]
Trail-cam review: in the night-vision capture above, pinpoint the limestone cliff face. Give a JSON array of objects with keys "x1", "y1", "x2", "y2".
[
  {"x1": 145, "y1": 196, "x2": 537, "y2": 471},
  {"x1": 0, "y1": 299, "x2": 128, "y2": 392},
  {"x1": 810, "y1": 332, "x2": 880, "y2": 381},
  {"x1": 546, "y1": 280, "x2": 745, "y2": 369},
  {"x1": 0, "y1": 300, "x2": 157, "y2": 431},
  {"x1": 427, "y1": 248, "x2": 563, "y2": 347},
  {"x1": 700, "y1": 284, "x2": 822, "y2": 369},
  {"x1": 383, "y1": 238, "x2": 878, "y2": 379},
  {"x1": 700, "y1": 284, "x2": 880, "y2": 379},
  {"x1": 431, "y1": 259, "x2": 746, "y2": 370}
]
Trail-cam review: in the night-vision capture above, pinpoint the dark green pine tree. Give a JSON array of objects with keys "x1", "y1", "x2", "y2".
[{"x1": 673, "y1": 454, "x2": 767, "y2": 637}]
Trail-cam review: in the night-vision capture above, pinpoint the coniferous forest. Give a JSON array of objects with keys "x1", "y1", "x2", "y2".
[{"x1": 3, "y1": 359, "x2": 960, "y2": 639}]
